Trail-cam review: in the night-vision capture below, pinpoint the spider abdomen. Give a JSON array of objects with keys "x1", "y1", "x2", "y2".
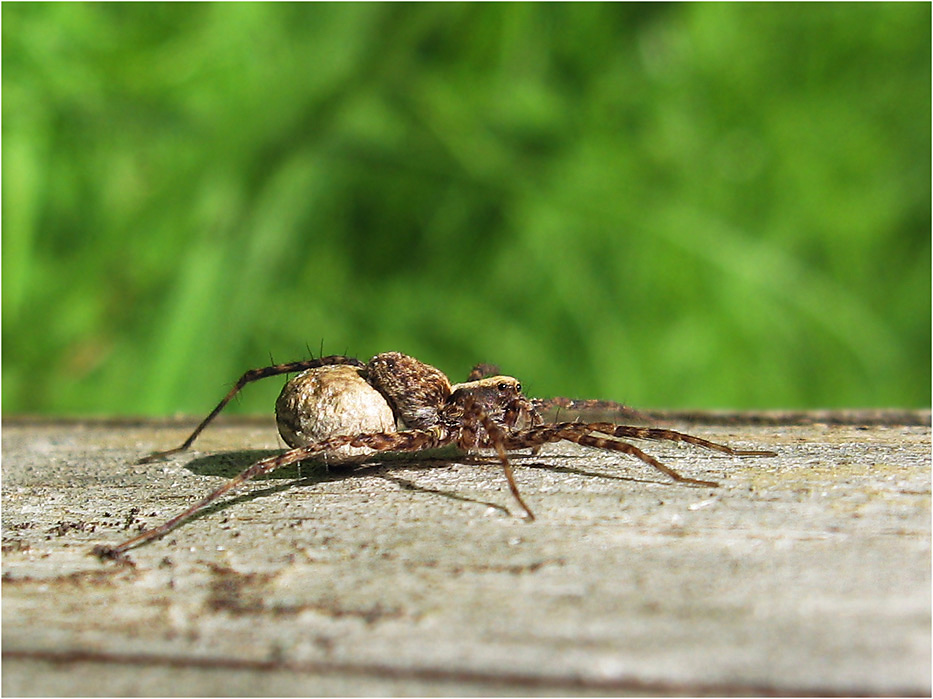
[{"x1": 365, "y1": 352, "x2": 453, "y2": 430}]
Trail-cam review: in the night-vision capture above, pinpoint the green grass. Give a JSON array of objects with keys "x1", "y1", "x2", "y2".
[{"x1": 3, "y1": 3, "x2": 930, "y2": 416}]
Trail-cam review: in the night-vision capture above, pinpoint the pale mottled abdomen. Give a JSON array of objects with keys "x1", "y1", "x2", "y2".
[{"x1": 275, "y1": 364, "x2": 395, "y2": 463}]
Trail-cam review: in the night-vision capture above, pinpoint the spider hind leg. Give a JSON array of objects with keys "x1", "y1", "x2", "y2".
[{"x1": 139, "y1": 355, "x2": 365, "y2": 464}]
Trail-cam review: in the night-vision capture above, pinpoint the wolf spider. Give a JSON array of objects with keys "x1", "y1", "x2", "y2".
[{"x1": 93, "y1": 351, "x2": 776, "y2": 558}]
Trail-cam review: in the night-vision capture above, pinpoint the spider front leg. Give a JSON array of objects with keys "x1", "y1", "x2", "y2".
[
  {"x1": 501, "y1": 422, "x2": 775, "y2": 488},
  {"x1": 457, "y1": 397, "x2": 537, "y2": 521},
  {"x1": 466, "y1": 365, "x2": 647, "y2": 424},
  {"x1": 532, "y1": 397, "x2": 651, "y2": 425},
  {"x1": 140, "y1": 355, "x2": 365, "y2": 463},
  {"x1": 95, "y1": 426, "x2": 457, "y2": 559},
  {"x1": 585, "y1": 423, "x2": 777, "y2": 458},
  {"x1": 570, "y1": 432, "x2": 720, "y2": 487}
]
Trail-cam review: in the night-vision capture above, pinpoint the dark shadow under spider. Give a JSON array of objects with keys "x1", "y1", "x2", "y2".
[{"x1": 93, "y1": 351, "x2": 776, "y2": 559}]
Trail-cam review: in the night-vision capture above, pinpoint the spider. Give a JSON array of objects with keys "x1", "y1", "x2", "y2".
[{"x1": 93, "y1": 351, "x2": 776, "y2": 559}]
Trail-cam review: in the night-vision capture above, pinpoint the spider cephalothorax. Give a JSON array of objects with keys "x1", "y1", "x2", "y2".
[{"x1": 94, "y1": 351, "x2": 775, "y2": 559}]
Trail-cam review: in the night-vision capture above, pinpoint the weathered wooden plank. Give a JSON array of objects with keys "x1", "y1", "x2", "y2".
[{"x1": 2, "y1": 414, "x2": 930, "y2": 696}]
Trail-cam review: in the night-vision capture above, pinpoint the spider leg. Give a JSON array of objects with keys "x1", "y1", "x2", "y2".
[
  {"x1": 460, "y1": 399, "x2": 536, "y2": 521},
  {"x1": 573, "y1": 433, "x2": 719, "y2": 487},
  {"x1": 140, "y1": 355, "x2": 365, "y2": 463},
  {"x1": 500, "y1": 423, "x2": 755, "y2": 487},
  {"x1": 95, "y1": 426, "x2": 456, "y2": 558},
  {"x1": 532, "y1": 397, "x2": 651, "y2": 424},
  {"x1": 467, "y1": 363, "x2": 501, "y2": 381},
  {"x1": 584, "y1": 424, "x2": 777, "y2": 457}
]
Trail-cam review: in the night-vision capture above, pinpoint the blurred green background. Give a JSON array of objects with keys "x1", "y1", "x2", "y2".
[{"x1": 3, "y1": 3, "x2": 930, "y2": 417}]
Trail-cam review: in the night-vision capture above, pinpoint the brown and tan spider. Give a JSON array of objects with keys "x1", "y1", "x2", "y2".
[{"x1": 93, "y1": 351, "x2": 776, "y2": 559}]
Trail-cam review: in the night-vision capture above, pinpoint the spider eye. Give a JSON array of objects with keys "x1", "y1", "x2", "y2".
[
  {"x1": 497, "y1": 382, "x2": 509, "y2": 392},
  {"x1": 515, "y1": 383, "x2": 521, "y2": 393}
]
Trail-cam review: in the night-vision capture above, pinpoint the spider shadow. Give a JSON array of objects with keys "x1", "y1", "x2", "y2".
[
  {"x1": 163, "y1": 447, "x2": 709, "y2": 536},
  {"x1": 377, "y1": 452, "x2": 709, "y2": 514},
  {"x1": 177, "y1": 449, "x2": 513, "y2": 523},
  {"x1": 186, "y1": 449, "x2": 320, "y2": 480},
  {"x1": 514, "y1": 454, "x2": 695, "y2": 488}
]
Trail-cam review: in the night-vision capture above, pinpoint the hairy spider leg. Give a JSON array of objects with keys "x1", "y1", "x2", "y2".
[
  {"x1": 453, "y1": 396, "x2": 537, "y2": 520},
  {"x1": 95, "y1": 398, "x2": 547, "y2": 558},
  {"x1": 139, "y1": 355, "x2": 365, "y2": 464},
  {"x1": 95, "y1": 426, "x2": 455, "y2": 558},
  {"x1": 532, "y1": 397, "x2": 651, "y2": 424},
  {"x1": 467, "y1": 363, "x2": 502, "y2": 381},
  {"x1": 499, "y1": 422, "x2": 776, "y2": 488},
  {"x1": 586, "y1": 424, "x2": 778, "y2": 457},
  {"x1": 465, "y1": 369, "x2": 650, "y2": 425}
]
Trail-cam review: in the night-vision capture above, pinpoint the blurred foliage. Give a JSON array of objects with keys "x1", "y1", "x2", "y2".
[{"x1": 3, "y1": 3, "x2": 930, "y2": 416}]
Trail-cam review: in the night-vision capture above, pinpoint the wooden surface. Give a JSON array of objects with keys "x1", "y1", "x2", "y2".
[{"x1": 2, "y1": 412, "x2": 930, "y2": 696}]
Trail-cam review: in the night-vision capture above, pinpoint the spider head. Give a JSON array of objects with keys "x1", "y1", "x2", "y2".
[{"x1": 447, "y1": 376, "x2": 539, "y2": 432}]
